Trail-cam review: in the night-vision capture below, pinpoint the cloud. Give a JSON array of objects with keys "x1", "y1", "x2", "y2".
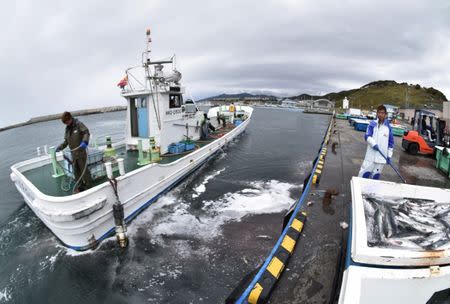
[{"x1": 1, "y1": 0, "x2": 450, "y2": 126}]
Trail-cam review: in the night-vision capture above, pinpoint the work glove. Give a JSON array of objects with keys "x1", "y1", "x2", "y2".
[
  {"x1": 372, "y1": 144, "x2": 379, "y2": 151},
  {"x1": 386, "y1": 157, "x2": 391, "y2": 165},
  {"x1": 79, "y1": 141, "x2": 88, "y2": 149}
]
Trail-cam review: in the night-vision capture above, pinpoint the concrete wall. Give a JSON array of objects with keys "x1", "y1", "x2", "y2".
[
  {"x1": 443, "y1": 102, "x2": 450, "y2": 119},
  {"x1": 399, "y1": 108, "x2": 443, "y2": 122},
  {"x1": 313, "y1": 99, "x2": 334, "y2": 108}
]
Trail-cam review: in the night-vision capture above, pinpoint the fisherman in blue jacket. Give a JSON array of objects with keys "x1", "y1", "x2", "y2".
[{"x1": 358, "y1": 105, "x2": 394, "y2": 180}]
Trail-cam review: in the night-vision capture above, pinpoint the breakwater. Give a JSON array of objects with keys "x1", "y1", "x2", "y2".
[{"x1": 0, "y1": 106, "x2": 126, "y2": 132}]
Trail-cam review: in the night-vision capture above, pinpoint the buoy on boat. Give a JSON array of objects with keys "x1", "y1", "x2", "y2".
[
  {"x1": 109, "y1": 179, "x2": 128, "y2": 248},
  {"x1": 113, "y1": 203, "x2": 128, "y2": 248},
  {"x1": 137, "y1": 137, "x2": 161, "y2": 166},
  {"x1": 49, "y1": 146, "x2": 65, "y2": 178},
  {"x1": 103, "y1": 136, "x2": 117, "y2": 160},
  {"x1": 117, "y1": 158, "x2": 125, "y2": 176},
  {"x1": 149, "y1": 137, "x2": 161, "y2": 162},
  {"x1": 105, "y1": 162, "x2": 113, "y2": 179}
]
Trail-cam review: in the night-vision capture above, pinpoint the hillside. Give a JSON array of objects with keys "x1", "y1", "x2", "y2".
[
  {"x1": 323, "y1": 81, "x2": 447, "y2": 110},
  {"x1": 198, "y1": 93, "x2": 277, "y2": 102},
  {"x1": 199, "y1": 80, "x2": 447, "y2": 110}
]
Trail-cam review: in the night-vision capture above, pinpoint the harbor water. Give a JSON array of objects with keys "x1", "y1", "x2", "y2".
[{"x1": 0, "y1": 108, "x2": 329, "y2": 303}]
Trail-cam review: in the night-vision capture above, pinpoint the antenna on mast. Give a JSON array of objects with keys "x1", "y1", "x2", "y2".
[{"x1": 145, "y1": 28, "x2": 152, "y2": 63}]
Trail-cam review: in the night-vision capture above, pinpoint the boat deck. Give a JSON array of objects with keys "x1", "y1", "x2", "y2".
[{"x1": 22, "y1": 125, "x2": 236, "y2": 197}]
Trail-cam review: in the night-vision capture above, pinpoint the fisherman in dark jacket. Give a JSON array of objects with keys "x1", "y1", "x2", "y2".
[
  {"x1": 200, "y1": 113, "x2": 216, "y2": 139},
  {"x1": 57, "y1": 112, "x2": 92, "y2": 192}
]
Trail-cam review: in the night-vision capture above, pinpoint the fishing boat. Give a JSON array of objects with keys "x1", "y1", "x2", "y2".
[
  {"x1": 339, "y1": 177, "x2": 450, "y2": 303},
  {"x1": 9, "y1": 29, "x2": 253, "y2": 250}
]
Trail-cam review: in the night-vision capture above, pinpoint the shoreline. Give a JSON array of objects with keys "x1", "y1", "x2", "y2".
[{"x1": 0, "y1": 106, "x2": 126, "y2": 132}]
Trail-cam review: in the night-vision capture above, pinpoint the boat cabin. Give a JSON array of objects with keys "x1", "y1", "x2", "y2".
[{"x1": 122, "y1": 86, "x2": 202, "y2": 154}]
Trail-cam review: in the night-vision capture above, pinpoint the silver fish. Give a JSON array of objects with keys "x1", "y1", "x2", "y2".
[
  {"x1": 397, "y1": 212, "x2": 441, "y2": 235},
  {"x1": 419, "y1": 232, "x2": 447, "y2": 249},
  {"x1": 430, "y1": 238, "x2": 450, "y2": 250},
  {"x1": 386, "y1": 238, "x2": 423, "y2": 250}
]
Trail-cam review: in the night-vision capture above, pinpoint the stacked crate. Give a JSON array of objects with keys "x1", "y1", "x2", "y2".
[
  {"x1": 63, "y1": 148, "x2": 105, "y2": 179},
  {"x1": 435, "y1": 146, "x2": 450, "y2": 177}
]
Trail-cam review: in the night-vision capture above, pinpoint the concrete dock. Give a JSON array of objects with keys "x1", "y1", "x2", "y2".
[{"x1": 265, "y1": 118, "x2": 450, "y2": 303}]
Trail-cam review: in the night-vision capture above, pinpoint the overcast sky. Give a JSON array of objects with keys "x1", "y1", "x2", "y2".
[{"x1": 1, "y1": 0, "x2": 449, "y2": 127}]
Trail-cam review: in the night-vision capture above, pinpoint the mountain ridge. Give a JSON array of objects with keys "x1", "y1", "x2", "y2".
[{"x1": 200, "y1": 80, "x2": 448, "y2": 109}]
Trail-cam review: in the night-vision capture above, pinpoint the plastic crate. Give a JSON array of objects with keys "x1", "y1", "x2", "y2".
[
  {"x1": 392, "y1": 127, "x2": 405, "y2": 137},
  {"x1": 354, "y1": 122, "x2": 368, "y2": 132},
  {"x1": 63, "y1": 161, "x2": 74, "y2": 178},
  {"x1": 63, "y1": 148, "x2": 103, "y2": 165},
  {"x1": 336, "y1": 113, "x2": 348, "y2": 120},
  {"x1": 169, "y1": 143, "x2": 186, "y2": 154},
  {"x1": 89, "y1": 162, "x2": 106, "y2": 180},
  {"x1": 436, "y1": 147, "x2": 450, "y2": 174},
  {"x1": 62, "y1": 157, "x2": 106, "y2": 179},
  {"x1": 234, "y1": 119, "x2": 242, "y2": 126},
  {"x1": 184, "y1": 142, "x2": 196, "y2": 151},
  {"x1": 88, "y1": 149, "x2": 103, "y2": 164}
]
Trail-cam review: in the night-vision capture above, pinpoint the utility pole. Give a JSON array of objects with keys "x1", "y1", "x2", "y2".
[{"x1": 405, "y1": 85, "x2": 409, "y2": 109}]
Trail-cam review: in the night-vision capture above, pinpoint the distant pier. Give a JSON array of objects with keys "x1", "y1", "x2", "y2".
[{"x1": 0, "y1": 106, "x2": 126, "y2": 132}]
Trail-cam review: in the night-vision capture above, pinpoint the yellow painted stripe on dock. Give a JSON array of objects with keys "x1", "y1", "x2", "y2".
[
  {"x1": 248, "y1": 283, "x2": 263, "y2": 304},
  {"x1": 312, "y1": 174, "x2": 318, "y2": 184},
  {"x1": 318, "y1": 160, "x2": 324, "y2": 165},
  {"x1": 281, "y1": 235, "x2": 296, "y2": 254},
  {"x1": 291, "y1": 218, "x2": 304, "y2": 232},
  {"x1": 317, "y1": 164, "x2": 323, "y2": 170},
  {"x1": 315, "y1": 169, "x2": 322, "y2": 175},
  {"x1": 267, "y1": 257, "x2": 284, "y2": 279}
]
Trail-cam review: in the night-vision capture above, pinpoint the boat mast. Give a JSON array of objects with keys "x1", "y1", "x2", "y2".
[
  {"x1": 142, "y1": 28, "x2": 163, "y2": 130},
  {"x1": 144, "y1": 28, "x2": 152, "y2": 89}
]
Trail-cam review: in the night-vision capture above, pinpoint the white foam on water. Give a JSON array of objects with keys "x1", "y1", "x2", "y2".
[
  {"x1": 150, "y1": 179, "x2": 294, "y2": 240},
  {"x1": 59, "y1": 180, "x2": 294, "y2": 253},
  {"x1": 58, "y1": 193, "x2": 181, "y2": 256},
  {"x1": 216, "y1": 151, "x2": 227, "y2": 160},
  {"x1": 144, "y1": 263, "x2": 184, "y2": 293},
  {"x1": 38, "y1": 249, "x2": 63, "y2": 271},
  {"x1": 0, "y1": 288, "x2": 11, "y2": 302},
  {"x1": 192, "y1": 168, "x2": 226, "y2": 198},
  {"x1": 216, "y1": 180, "x2": 294, "y2": 214},
  {"x1": 130, "y1": 193, "x2": 179, "y2": 228},
  {"x1": 151, "y1": 203, "x2": 219, "y2": 240},
  {"x1": 60, "y1": 243, "x2": 97, "y2": 257},
  {"x1": 0, "y1": 287, "x2": 12, "y2": 302}
]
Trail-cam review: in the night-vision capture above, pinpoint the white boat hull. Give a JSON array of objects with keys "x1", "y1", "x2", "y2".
[{"x1": 10, "y1": 107, "x2": 252, "y2": 250}]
